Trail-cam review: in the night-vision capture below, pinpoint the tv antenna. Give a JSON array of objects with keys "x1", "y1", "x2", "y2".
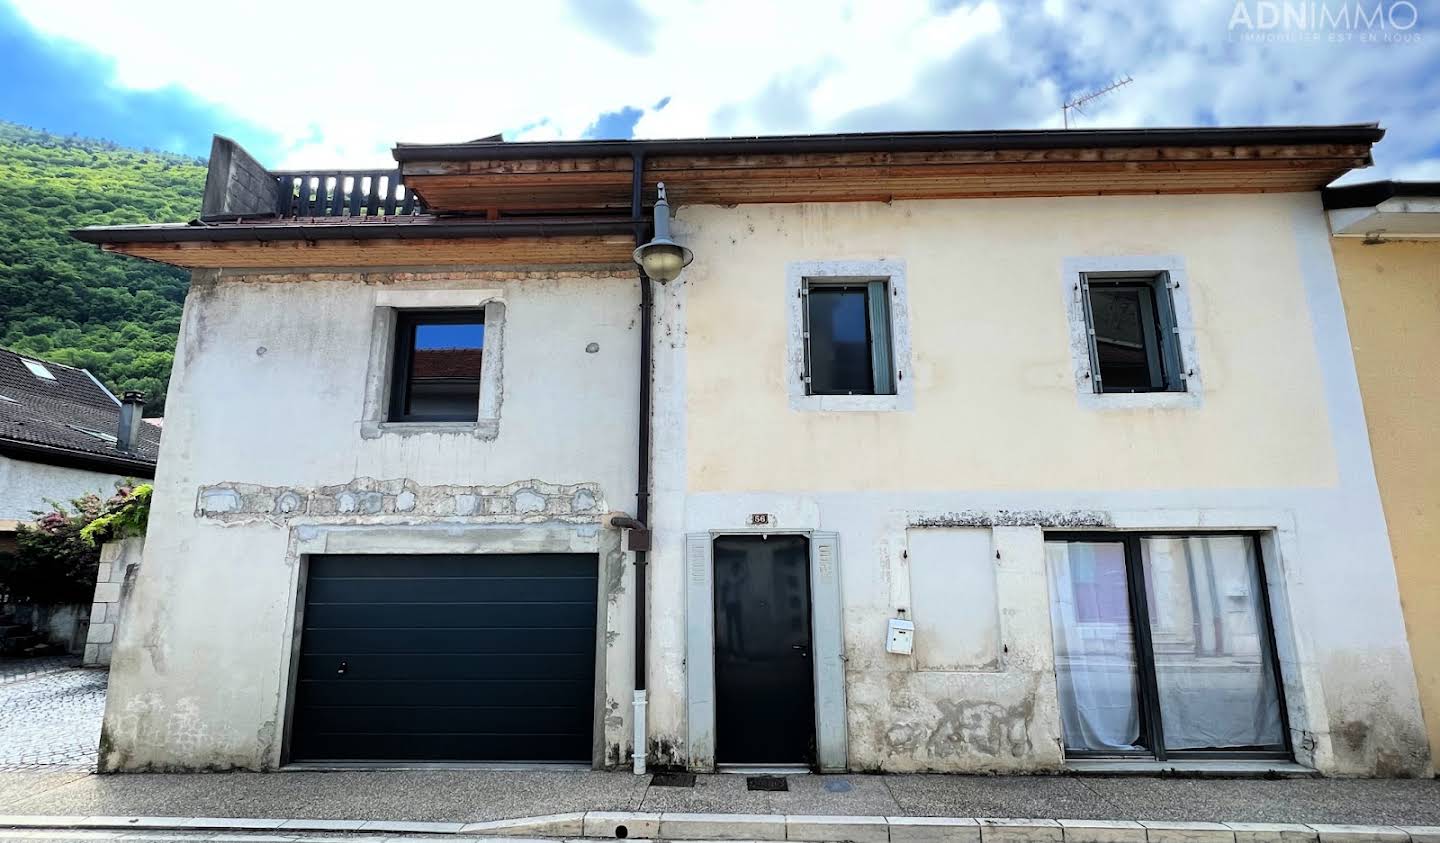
[{"x1": 1063, "y1": 76, "x2": 1133, "y2": 128}]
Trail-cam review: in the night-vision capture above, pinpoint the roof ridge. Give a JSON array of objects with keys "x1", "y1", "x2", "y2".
[{"x1": 0, "y1": 345, "x2": 84, "y2": 372}]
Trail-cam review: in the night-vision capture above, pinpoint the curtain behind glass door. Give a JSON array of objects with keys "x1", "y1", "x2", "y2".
[
  {"x1": 1045, "y1": 541, "x2": 1144, "y2": 752},
  {"x1": 1139, "y1": 536, "x2": 1285, "y2": 750}
]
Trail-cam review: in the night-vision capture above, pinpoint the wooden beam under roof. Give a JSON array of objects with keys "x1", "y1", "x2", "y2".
[
  {"x1": 398, "y1": 141, "x2": 1374, "y2": 213},
  {"x1": 98, "y1": 234, "x2": 637, "y2": 269}
]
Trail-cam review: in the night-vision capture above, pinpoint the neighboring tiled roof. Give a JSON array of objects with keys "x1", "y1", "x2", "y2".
[
  {"x1": 0, "y1": 347, "x2": 160, "y2": 473},
  {"x1": 412, "y1": 348, "x2": 482, "y2": 380}
]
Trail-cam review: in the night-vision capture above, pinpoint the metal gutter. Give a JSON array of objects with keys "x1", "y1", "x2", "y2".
[
  {"x1": 393, "y1": 124, "x2": 1385, "y2": 162},
  {"x1": 629, "y1": 149, "x2": 652, "y2": 776},
  {"x1": 71, "y1": 218, "x2": 640, "y2": 245}
]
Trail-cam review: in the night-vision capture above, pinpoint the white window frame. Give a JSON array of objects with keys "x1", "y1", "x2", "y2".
[
  {"x1": 1063, "y1": 255, "x2": 1203, "y2": 410},
  {"x1": 359, "y1": 288, "x2": 506, "y2": 439},
  {"x1": 786, "y1": 259, "x2": 914, "y2": 412}
]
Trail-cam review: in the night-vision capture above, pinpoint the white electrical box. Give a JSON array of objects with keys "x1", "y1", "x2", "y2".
[{"x1": 886, "y1": 618, "x2": 915, "y2": 655}]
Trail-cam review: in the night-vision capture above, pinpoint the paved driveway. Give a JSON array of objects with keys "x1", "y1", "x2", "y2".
[{"x1": 0, "y1": 658, "x2": 105, "y2": 771}]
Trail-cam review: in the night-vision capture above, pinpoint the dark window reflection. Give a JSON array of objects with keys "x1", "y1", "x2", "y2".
[
  {"x1": 1090, "y1": 283, "x2": 1162, "y2": 391},
  {"x1": 808, "y1": 286, "x2": 873, "y2": 394},
  {"x1": 391, "y1": 314, "x2": 484, "y2": 422}
]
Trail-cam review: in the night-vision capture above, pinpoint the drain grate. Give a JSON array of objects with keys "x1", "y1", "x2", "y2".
[
  {"x1": 650, "y1": 772, "x2": 697, "y2": 787},
  {"x1": 746, "y1": 775, "x2": 789, "y2": 792}
]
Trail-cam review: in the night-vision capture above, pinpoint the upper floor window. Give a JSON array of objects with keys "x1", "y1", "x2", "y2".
[
  {"x1": 786, "y1": 260, "x2": 912, "y2": 412},
  {"x1": 1080, "y1": 272, "x2": 1185, "y2": 394},
  {"x1": 388, "y1": 309, "x2": 485, "y2": 422},
  {"x1": 803, "y1": 279, "x2": 895, "y2": 396}
]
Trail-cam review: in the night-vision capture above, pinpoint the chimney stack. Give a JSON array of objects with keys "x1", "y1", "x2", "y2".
[{"x1": 117, "y1": 391, "x2": 145, "y2": 453}]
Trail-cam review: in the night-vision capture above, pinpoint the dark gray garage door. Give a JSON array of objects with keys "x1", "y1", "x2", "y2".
[{"x1": 290, "y1": 553, "x2": 598, "y2": 763}]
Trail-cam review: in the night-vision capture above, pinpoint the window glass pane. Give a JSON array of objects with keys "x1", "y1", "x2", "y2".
[
  {"x1": 22, "y1": 359, "x2": 56, "y2": 380},
  {"x1": 808, "y1": 286, "x2": 873, "y2": 394},
  {"x1": 1090, "y1": 284, "x2": 1160, "y2": 391},
  {"x1": 1140, "y1": 536, "x2": 1285, "y2": 750},
  {"x1": 1045, "y1": 541, "x2": 1144, "y2": 752},
  {"x1": 405, "y1": 319, "x2": 483, "y2": 419}
]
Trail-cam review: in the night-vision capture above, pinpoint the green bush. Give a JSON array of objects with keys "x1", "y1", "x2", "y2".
[
  {"x1": 81, "y1": 483, "x2": 153, "y2": 546},
  {"x1": 0, "y1": 484, "x2": 151, "y2": 605}
]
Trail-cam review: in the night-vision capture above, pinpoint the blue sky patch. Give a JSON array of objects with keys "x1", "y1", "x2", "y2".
[
  {"x1": 0, "y1": 3, "x2": 277, "y2": 159},
  {"x1": 583, "y1": 105, "x2": 645, "y2": 140}
]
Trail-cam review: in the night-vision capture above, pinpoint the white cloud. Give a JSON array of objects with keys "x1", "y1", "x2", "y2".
[{"x1": 8, "y1": 0, "x2": 1437, "y2": 179}]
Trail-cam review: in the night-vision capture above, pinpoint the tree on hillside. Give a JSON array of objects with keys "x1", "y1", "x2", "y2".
[{"x1": 0, "y1": 121, "x2": 206, "y2": 414}]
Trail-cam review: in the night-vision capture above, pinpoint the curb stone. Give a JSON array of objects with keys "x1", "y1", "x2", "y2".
[
  {"x1": 358, "y1": 822, "x2": 468, "y2": 834},
  {"x1": 582, "y1": 813, "x2": 660, "y2": 839},
  {"x1": 1311, "y1": 825, "x2": 1411, "y2": 843},
  {"x1": 1223, "y1": 822, "x2": 1318, "y2": 843},
  {"x1": 0, "y1": 813, "x2": 1434, "y2": 842},
  {"x1": 459, "y1": 814, "x2": 586, "y2": 837},
  {"x1": 276, "y1": 820, "x2": 367, "y2": 832},
  {"x1": 1139, "y1": 820, "x2": 1235, "y2": 843},
  {"x1": 787, "y1": 815, "x2": 889, "y2": 843},
  {"x1": 656, "y1": 812, "x2": 787, "y2": 841},
  {"x1": 978, "y1": 818, "x2": 1063, "y2": 843},
  {"x1": 189, "y1": 820, "x2": 289, "y2": 831},
  {"x1": 1056, "y1": 819, "x2": 1146, "y2": 843},
  {"x1": 887, "y1": 816, "x2": 980, "y2": 843}
]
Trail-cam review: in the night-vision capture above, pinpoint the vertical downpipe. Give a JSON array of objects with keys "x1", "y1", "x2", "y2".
[{"x1": 631, "y1": 149, "x2": 651, "y2": 776}]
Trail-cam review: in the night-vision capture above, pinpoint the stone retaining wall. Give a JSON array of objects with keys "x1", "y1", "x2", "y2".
[{"x1": 82, "y1": 536, "x2": 144, "y2": 667}]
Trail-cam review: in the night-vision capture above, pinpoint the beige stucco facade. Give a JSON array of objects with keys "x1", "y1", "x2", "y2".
[
  {"x1": 1332, "y1": 237, "x2": 1440, "y2": 760},
  {"x1": 681, "y1": 195, "x2": 1338, "y2": 493},
  {"x1": 644, "y1": 191, "x2": 1431, "y2": 776}
]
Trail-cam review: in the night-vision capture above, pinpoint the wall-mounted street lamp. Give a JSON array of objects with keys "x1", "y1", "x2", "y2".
[{"x1": 632, "y1": 182, "x2": 693, "y2": 282}]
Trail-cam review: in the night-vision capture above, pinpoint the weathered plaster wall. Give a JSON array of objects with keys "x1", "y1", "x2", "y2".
[
  {"x1": 0, "y1": 455, "x2": 129, "y2": 522},
  {"x1": 647, "y1": 193, "x2": 1429, "y2": 776},
  {"x1": 1332, "y1": 237, "x2": 1440, "y2": 762},
  {"x1": 102, "y1": 268, "x2": 640, "y2": 771}
]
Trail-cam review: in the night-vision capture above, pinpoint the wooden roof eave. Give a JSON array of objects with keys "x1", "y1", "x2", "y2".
[
  {"x1": 399, "y1": 142, "x2": 1374, "y2": 213},
  {"x1": 76, "y1": 217, "x2": 644, "y2": 270},
  {"x1": 93, "y1": 232, "x2": 639, "y2": 270}
]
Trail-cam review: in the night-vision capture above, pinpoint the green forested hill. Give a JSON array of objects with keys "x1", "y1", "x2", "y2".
[{"x1": 0, "y1": 121, "x2": 206, "y2": 413}]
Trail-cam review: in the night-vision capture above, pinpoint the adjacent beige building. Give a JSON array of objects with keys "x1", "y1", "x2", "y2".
[{"x1": 1327, "y1": 180, "x2": 1440, "y2": 763}]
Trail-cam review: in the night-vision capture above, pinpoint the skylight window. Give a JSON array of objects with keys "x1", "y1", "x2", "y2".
[{"x1": 21, "y1": 359, "x2": 56, "y2": 380}]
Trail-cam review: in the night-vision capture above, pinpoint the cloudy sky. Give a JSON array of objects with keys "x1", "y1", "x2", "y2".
[{"x1": 2, "y1": 0, "x2": 1436, "y2": 181}]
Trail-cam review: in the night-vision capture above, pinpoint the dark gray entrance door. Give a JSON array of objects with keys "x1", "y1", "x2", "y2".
[
  {"x1": 290, "y1": 553, "x2": 598, "y2": 763},
  {"x1": 713, "y1": 534, "x2": 816, "y2": 765}
]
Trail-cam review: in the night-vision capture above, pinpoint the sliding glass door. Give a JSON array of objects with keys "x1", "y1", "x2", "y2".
[{"x1": 1045, "y1": 533, "x2": 1288, "y2": 760}]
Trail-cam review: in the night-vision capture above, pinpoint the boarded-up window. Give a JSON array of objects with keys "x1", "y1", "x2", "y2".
[{"x1": 907, "y1": 527, "x2": 1002, "y2": 671}]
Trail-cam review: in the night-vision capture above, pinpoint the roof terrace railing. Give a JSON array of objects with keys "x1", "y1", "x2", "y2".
[
  {"x1": 200, "y1": 137, "x2": 428, "y2": 221},
  {"x1": 273, "y1": 170, "x2": 425, "y2": 218}
]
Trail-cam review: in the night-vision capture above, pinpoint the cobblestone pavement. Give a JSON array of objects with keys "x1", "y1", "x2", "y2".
[
  {"x1": 0, "y1": 655, "x2": 81, "y2": 685},
  {"x1": 0, "y1": 662, "x2": 106, "y2": 771}
]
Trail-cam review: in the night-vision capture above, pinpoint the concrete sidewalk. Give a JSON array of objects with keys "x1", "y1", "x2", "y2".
[{"x1": 0, "y1": 770, "x2": 1438, "y2": 828}]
